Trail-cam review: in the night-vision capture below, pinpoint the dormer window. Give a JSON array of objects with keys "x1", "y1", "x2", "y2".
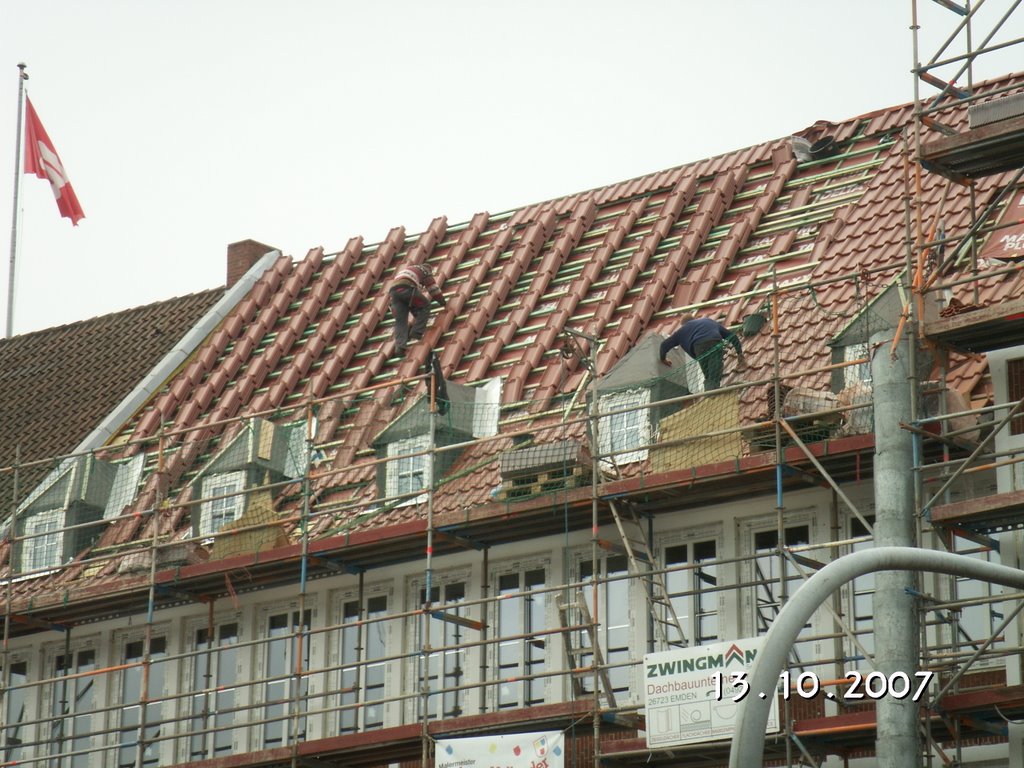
[
  {"x1": 593, "y1": 332, "x2": 689, "y2": 468},
  {"x1": 13, "y1": 454, "x2": 118, "y2": 573},
  {"x1": 599, "y1": 389, "x2": 651, "y2": 465},
  {"x1": 200, "y1": 471, "x2": 247, "y2": 537},
  {"x1": 21, "y1": 508, "x2": 63, "y2": 572},
  {"x1": 188, "y1": 418, "x2": 304, "y2": 541},
  {"x1": 386, "y1": 435, "x2": 431, "y2": 505},
  {"x1": 841, "y1": 342, "x2": 871, "y2": 387},
  {"x1": 373, "y1": 379, "x2": 488, "y2": 507}
]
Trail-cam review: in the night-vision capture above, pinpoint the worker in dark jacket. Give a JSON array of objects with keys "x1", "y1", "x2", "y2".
[
  {"x1": 659, "y1": 314, "x2": 744, "y2": 390},
  {"x1": 390, "y1": 263, "x2": 446, "y2": 356}
]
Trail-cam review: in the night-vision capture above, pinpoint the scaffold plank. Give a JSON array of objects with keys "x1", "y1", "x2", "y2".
[
  {"x1": 930, "y1": 488, "x2": 1024, "y2": 533},
  {"x1": 923, "y1": 294, "x2": 1024, "y2": 353}
]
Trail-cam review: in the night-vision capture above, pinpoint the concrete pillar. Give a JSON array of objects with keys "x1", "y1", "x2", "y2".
[{"x1": 870, "y1": 330, "x2": 920, "y2": 768}]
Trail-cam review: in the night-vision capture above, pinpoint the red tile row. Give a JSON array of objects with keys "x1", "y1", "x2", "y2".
[{"x1": 472, "y1": 203, "x2": 594, "y2": 388}]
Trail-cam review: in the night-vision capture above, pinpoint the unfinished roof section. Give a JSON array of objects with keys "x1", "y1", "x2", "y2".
[{"x1": 6, "y1": 71, "x2": 1024, "y2": 598}]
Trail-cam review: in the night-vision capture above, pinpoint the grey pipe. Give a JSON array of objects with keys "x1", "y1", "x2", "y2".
[{"x1": 728, "y1": 546, "x2": 1024, "y2": 768}]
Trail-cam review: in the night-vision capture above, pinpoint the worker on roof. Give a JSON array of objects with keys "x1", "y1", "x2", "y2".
[
  {"x1": 659, "y1": 314, "x2": 745, "y2": 390},
  {"x1": 390, "y1": 262, "x2": 446, "y2": 356}
]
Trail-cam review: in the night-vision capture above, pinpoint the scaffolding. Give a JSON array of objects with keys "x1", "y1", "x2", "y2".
[
  {"x1": 0, "y1": 7, "x2": 1021, "y2": 766},
  {"x1": 0, "y1": 253, "x2": 1017, "y2": 768},
  {"x1": 908, "y1": 0, "x2": 1024, "y2": 765}
]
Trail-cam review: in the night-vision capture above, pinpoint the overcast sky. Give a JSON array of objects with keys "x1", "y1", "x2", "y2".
[{"x1": 2, "y1": 1, "x2": 1022, "y2": 335}]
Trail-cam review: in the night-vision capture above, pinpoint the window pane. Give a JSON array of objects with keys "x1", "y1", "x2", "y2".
[
  {"x1": 956, "y1": 546, "x2": 1004, "y2": 650},
  {"x1": 201, "y1": 472, "x2": 246, "y2": 536},
  {"x1": 694, "y1": 541, "x2": 718, "y2": 644},
  {"x1": 415, "y1": 581, "x2": 467, "y2": 720},
  {"x1": 264, "y1": 610, "x2": 310, "y2": 748},
  {"x1": 191, "y1": 622, "x2": 239, "y2": 759},
  {"x1": 580, "y1": 556, "x2": 630, "y2": 696},
  {"x1": 3, "y1": 661, "x2": 28, "y2": 764},
  {"x1": 51, "y1": 649, "x2": 97, "y2": 768},
  {"x1": 365, "y1": 596, "x2": 388, "y2": 728},
  {"x1": 119, "y1": 637, "x2": 167, "y2": 768},
  {"x1": 388, "y1": 436, "x2": 431, "y2": 502},
  {"x1": 850, "y1": 516, "x2": 875, "y2": 661},
  {"x1": 339, "y1": 593, "x2": 388, "y2": 733},
  {"x1": 24, "y1": 509, "x2": 63, "y2": 571},
  {"x1": 599, "y1": 390, "x2": 650, "y2": 463},
  {"x1": 754, "y1": 525, "x2": 811, "y2": 668},
  {"x1": 666, "y1": 540, "x2": 718, "y2": 647},
  {"x1": 495, "y1": 567, "x2": 547, "y2": 709}
]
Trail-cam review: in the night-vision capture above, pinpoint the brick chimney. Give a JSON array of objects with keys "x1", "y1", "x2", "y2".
[{"x1": 226, "y1": 239, "x2": 277, "y2": 288}]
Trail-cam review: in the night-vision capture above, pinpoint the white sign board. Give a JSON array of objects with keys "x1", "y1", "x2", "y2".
[
  {"x1": 644, "y1": 637, "x2": 779, "y2": 747},
  {"x1": 435, "y1": 731, "x2": 563, "y2": 768}
]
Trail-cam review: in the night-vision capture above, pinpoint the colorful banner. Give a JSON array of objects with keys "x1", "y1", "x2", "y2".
[{"x1": 435, "y1": 731, "x2": 563, "y2": 768}]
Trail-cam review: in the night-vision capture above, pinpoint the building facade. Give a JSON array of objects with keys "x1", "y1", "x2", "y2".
[{"x1": 3, "y1": 56, "x2": 1024, "y2": 768}]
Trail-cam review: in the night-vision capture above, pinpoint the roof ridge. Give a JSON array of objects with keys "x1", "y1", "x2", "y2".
[{"x1": 1, "y1": 287, "x2": 224, "y2": 343}]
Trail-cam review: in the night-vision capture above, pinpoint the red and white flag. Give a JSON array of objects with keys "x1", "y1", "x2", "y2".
[{"x1": 23, "y1": 97, "x2": 85, "y2": 225}]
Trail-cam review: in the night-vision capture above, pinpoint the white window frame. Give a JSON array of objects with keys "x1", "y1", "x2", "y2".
[
  {"x1": 572, "y1": 548, "x2": 640, "y2": 703},
  {"x1": 255, "y1": 601, "x2": 316, "y2": 749},
  {"x1": 2, "y1": 652, "x2": 31, "y2": 765},
  {"x1": 489, "y1": 558, "x2": 551, "y2": 710},
  {"x1": 843, "y1": 342, "x2": 871, "y2": 388},
  {"x1": 847, "y1": 512, "x2": 876, "y2": 668},
  {"x1": 112, "y1": 626, "x2": 171, "y2": 768},
  {"x1": 950, "y1": 540, "x2": 1006, "y2": 669},
  {"x1": 331, "y1": 583, "x2": 393, "y2": 734},
  {"x1": 661, "y1": 527, "x2": 723, "y2": 649},
  {"x1": 179, "y1": 613, "x2": 245, "y2": 761},
  {"x1": 740, "y1": 510, "x2": 819, "y2": 672},
  {"x1": 598, "y1": 388, "x2": 651, "y2": 465},
  {"x1": 43, "y1": 636, "x2": 101, "y2": 768},
  {"x1": 22, "y1": 507, "x2": 64, "y2": 572},
  {"x1": 406, "y1": 569, "x2": 473, "y2": 722},
  {"x1": 199, "y1": 471, "x2": 247, "y2": 537},
  {"x1": 386, "y1": 435, "x2": 431, "y2": 505}
]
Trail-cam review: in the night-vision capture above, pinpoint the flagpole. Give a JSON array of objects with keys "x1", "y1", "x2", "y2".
[{"x1": 6, "y1": 63, "x2": 28, "y2": 339}]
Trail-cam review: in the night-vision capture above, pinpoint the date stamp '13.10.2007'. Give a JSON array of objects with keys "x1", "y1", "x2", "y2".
[{"x1": 711, "y1": 669, "x2": 936, "y2": 703}]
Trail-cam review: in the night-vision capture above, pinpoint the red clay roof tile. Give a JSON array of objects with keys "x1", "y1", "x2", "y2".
[{"x1": 13, "y1": 71, "x2": 1024, "y2": 592}]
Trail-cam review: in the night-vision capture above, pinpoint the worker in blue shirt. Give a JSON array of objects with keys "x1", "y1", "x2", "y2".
[{"x1": 659, "y1": 314, "x2": 745, "y2": 390}]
